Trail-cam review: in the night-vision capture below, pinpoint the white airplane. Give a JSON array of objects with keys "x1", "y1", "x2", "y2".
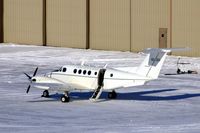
[{"x1": 24, "y1": 48, "x2": 185, "y2": 103}]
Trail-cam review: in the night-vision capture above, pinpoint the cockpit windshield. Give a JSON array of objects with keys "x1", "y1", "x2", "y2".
[{"x1": 52, "y1": 67, "x2": 62, "y2": 72}]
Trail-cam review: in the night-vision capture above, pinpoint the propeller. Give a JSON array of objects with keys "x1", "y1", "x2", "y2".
[
  {"x1": 24, "y1": 67, "x2": 38, "y2": 93},
  {"x1": 26, "y1": 85, "x2": 31, "y2": 94},
  {"x1": 24, "y1": 72, "x2": 31, "y2": 80},
  {"x1": 33, "y1": 67, "x2": 38, "y2": 77}
]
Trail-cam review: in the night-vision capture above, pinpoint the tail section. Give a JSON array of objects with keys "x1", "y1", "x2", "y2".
[
  {"x1": 136, "y1": 48, "x2": 169, "y2": 79},
  {"x1": 136, "y1": 48, "x2": 188, "y2": 79}
]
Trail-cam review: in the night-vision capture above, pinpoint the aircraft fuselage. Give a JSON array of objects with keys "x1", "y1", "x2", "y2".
[{"x1": 45, "y1": 65, "x2": 150, "y2": 91}]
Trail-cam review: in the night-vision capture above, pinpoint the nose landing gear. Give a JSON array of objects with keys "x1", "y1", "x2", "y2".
[{"x1": 42, "y1": 90, "x2": 49, "y2": 97}]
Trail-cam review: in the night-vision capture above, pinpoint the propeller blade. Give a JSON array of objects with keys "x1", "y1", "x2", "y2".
[
  {"x1": 26, "y1": 85, "x2": 31, "y2": 93},
  {"x1": 24, "y1": 73, "x2": 32, "y2": 79},
  {"x1": 33, "y1": 67, "x2": 38, "y2": 77}
]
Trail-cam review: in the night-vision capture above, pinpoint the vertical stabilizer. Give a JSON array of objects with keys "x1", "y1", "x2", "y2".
[{"x1": 136, "y1": 48, "x2": 169, "y2": 79}]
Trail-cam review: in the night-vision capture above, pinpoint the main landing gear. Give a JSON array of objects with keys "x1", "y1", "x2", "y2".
[
  {"x1": 41, "y1": 90, "x2": 70, "y2": 103},
  {"x1": 60, "y1": 92, "x2": 70, "y2": 103},
  {"x1": 108, "y1": 90, "x2": 117, "y2": 99}
]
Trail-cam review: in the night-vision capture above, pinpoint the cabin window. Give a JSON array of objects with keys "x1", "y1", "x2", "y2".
[
  {"x1": 78, "y1": 69, "x2": 82, "y2": 74},
  {"x1": 94, "y1": 72, "x2": 97, "y2": 75},
  {"x1": 63, "y1": 68, "x2": 67, "y2": 72},
  {"x1": 73, "y1": 69, "x2": 77, "y2": 74},
  {"x1": 88, "y1": 71, "x2": 91, "y2": 75},
  {"x1": 83, "y1": 70, "x2": 87, "y2": 75},
  {"x1": 110, "y1": 73, "x2": 113, "y2": 77}
]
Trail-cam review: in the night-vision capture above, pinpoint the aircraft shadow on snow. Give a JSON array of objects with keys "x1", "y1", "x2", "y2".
[
  {"x1": 28, "y1": 89, "x2": 200, "y2": 102},
  {"x1": 115, "y1": 89, "x2": 200, "y2": 101}
]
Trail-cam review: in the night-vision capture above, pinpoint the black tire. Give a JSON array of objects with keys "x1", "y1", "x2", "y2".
[
  {"x1": 61, "y1": 96, "x2": 70, "y2": 103},
  {"x1": 43, "y1": 90, "x2": 49, "y2": 97},
  {"x1": 108, "y1": 91, "x2": 117, "y2": 99}
]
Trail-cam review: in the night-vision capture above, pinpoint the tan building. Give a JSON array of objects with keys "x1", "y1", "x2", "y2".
[{"x1": 0, "y1": 0, "x2": 200, "y2": 56}]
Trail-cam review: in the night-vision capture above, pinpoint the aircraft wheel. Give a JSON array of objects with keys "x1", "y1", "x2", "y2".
[
  {"x1": 42, "y1": 90, "x2": 49, "y2": 97},
  {"x1": 61, "y1": 95, "x2": 70, "y2": 103},
  {"x1": 108, "y1": 90, "x2": 117, "y2": 99}
]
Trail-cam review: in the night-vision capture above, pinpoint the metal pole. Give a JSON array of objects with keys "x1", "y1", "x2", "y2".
[
  {"x1": 43, "y1": 0, "x2": 46, "y2": 46},
  {"x1": 86, "y1": 0, "x2": 90, "y2": 49},
  {"x1": 0, "y1": 0, "x2": 3, "y2": 42}
]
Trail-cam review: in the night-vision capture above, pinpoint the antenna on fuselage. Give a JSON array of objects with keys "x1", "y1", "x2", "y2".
[
  {"x1": 81, "y1": 60, "x2": 85, "y2": 66},
  {"x1": 103, "y1": 64, "x2": 108, "y2": 68}
]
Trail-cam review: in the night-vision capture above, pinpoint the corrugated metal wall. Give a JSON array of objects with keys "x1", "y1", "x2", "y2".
[
  {"x1": 4, "y1": 0, "x2": 43, "y2": 45},
  {"x1": 90, "y1": 0, "x2": 130, "y2": 51},
  {"x1": 46, "y1": 0, "x2": 87, "y2": 48},
  {"x1": 131, "y1": 0, "x2": 170, "y2": 52},
  {"x1": 2, "y1": 0, "x2": 200, "y2": 56},
  {"x1": 172, "y1": 0, "x2": 200, "y2": 56}
]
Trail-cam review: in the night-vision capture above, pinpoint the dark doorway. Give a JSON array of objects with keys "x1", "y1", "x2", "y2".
[
  {"x1": 97, "y1": 69, "x2": 106, "y2": 87},
  {"x1": 159, "y1": 28, "x2": 168, "y2": 48}
]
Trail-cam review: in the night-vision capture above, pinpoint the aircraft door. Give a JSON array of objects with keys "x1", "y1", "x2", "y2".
[{"x1": 97, "y1": 69, "x2": 106, "y2": 87}]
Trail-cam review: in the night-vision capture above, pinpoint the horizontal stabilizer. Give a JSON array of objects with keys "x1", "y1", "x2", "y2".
[{"x1": 143, "y1": 47, "x2": 191, "y2": 54}]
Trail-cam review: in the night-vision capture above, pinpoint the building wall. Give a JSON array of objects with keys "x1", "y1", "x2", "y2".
[
  {"x1": 172, "y1": 0, "x2": 200, "y2": 56},
  {"x1": 46, "y1": 0, "x2": 87, "y2": 48},
  {"x1": 131, "y1": 0, "x2": 170, "y2": 52},
  {"x1": 4, "y1": 0, "x2": 43, "y2": 45},
  {"x1": 90, "y1": 0, "x2": 130, "y2": 51},
  {"x1": 2, "y1": 0, "x2": 200, "y2": 56}
]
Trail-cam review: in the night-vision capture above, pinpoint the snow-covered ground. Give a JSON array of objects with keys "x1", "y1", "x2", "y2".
[{"x1": 1, "y1": 43, "x2": 200, "y2": 133}]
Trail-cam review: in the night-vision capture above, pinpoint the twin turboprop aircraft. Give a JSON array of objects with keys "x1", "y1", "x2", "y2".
[{"x1": 24, "y1": 48, "x2": 184, "y2": 103}]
